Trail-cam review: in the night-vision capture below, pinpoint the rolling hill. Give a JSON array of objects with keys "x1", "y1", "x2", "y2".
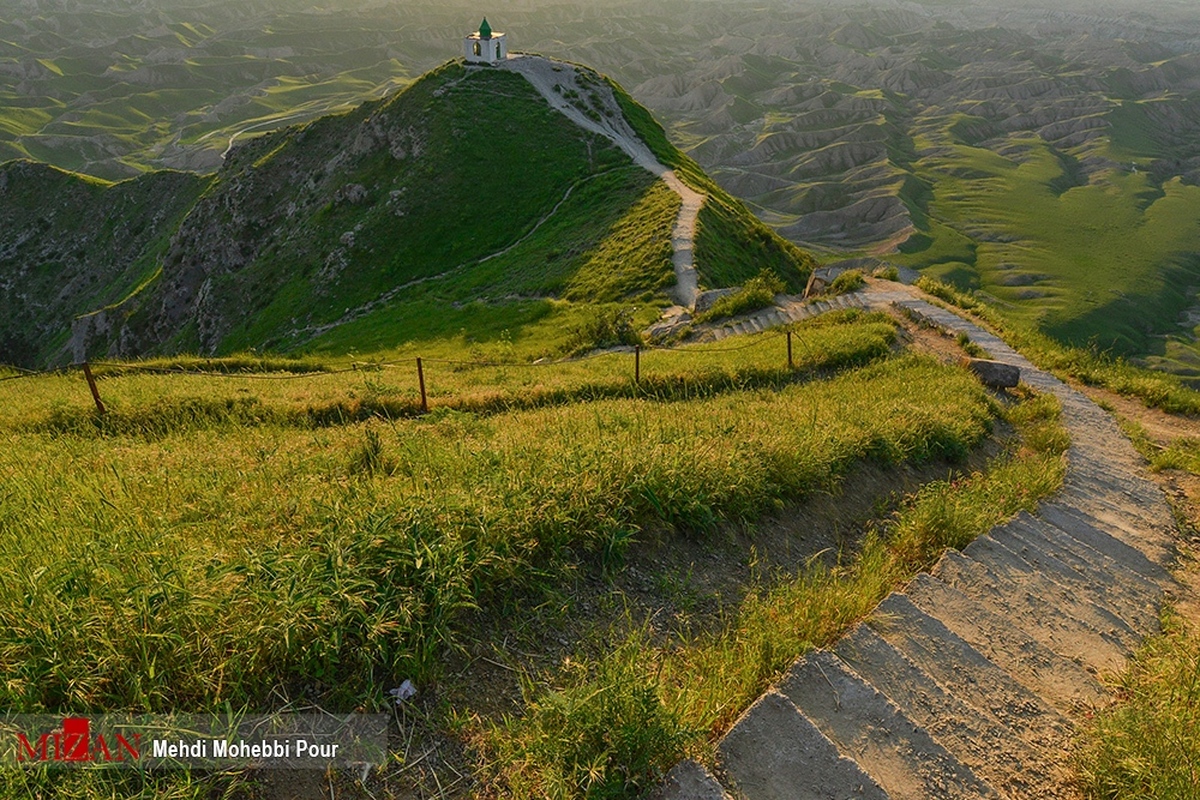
[
  {"x1": 9, "y1": 1, "x2": 1200, "y2": 373},
  {"x1": 0, "y1": 56, "x2": 812, "y2": 367}
]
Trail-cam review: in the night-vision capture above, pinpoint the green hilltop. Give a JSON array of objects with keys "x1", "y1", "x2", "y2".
[{"x1": 0, "y1": 59, "x2": 813, "y2": 367}]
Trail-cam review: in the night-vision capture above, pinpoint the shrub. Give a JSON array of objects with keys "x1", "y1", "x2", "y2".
[
  {"x1": 694, "y1": 269, "x2": 786, "y2": 323},
  {"x1": 563, "y1": 307, "x2": 641, "y2": 355},
  {"x1": 829, "y1": 269, "x2": 866, "y2": 295}
]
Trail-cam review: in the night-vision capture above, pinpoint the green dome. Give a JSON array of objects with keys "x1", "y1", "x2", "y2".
[{"x1": 479, "y1": 18, "x2": 492, "y2": 39}]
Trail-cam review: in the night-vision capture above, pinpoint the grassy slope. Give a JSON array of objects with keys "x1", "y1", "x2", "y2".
[
  {"x1": 8, "y1": 62, "x2": 683, "y2": 363},
  {"x1": 59, "y1": 59, "x2": 820, "y2": 362},
  {"x1": 0, "y1": 161, "x2": 211, "y2": 366},
  {"x1": 0, "y1": 315, "x2": 952, "y2": 710},
  {"x1": 0, "y1": 311, "x2": 1037, "y2": 800},
  {"x1": 608, "y1": 79, "x2": 819, "y2": 292},
  {"x1": 162, "y1": 62, "x2": 640, "y2": 354},
  {"x1": 891, "y1": 119, "x2": 1200, "y2": 367}
]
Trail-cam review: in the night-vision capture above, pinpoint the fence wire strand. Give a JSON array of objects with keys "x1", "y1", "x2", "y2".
[
  {"x1": 88, "y1": 361, "x2": 363, "y2": 380},
  {"x1": 3, "y1": 324, "x2": 806, "y2": 388}
]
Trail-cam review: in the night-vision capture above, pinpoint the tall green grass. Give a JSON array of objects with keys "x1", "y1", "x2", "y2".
[
  {"x1": 0, "y1": 311, "x2": 1049, "y2": 799},
  {"x1": 1076, "y1": 611, "x2": 1200, "y2": 799},
  {"x1": 12, "y1": 313, "x2": 897, "y2": 436},
  {"x1": 486, "y1": 388, "x2": 1067, "y2": 799},
  {"x1": 0, "y1": 345, "x2": 993, "y2": 717}
]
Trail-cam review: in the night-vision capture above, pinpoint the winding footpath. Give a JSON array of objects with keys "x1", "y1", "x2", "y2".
[
  {"x1": 502, "y1": 55, "x2": 704, "y2": 308},
  {"x1": 661, "y1": 281, "x2": 1184, "y2": 799}
]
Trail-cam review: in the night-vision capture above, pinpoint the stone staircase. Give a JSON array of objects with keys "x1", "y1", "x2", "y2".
[
  {"x1": 693, "y1": 291, "x2": 870, "y2": 343},
  {"x1": 659, "y1": 285, "x2": 1183, "y2": 800}
]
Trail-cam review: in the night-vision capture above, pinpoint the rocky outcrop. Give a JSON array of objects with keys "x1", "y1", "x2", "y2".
[{"x1": 0, "y1": 160, "x2": 210, "y2": 366}]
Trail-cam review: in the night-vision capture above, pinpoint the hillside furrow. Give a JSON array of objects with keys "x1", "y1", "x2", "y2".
[{"x1": 659, "y1": 281, "x2": 1184, "y2": 800}]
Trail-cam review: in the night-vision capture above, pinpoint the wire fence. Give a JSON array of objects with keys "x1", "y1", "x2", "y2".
[{"x1": 1, "y1": 326, "x2": 808, "y2": 416}]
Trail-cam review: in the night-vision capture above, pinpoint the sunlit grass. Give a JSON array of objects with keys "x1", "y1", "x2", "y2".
[
  {"x1": 0, "y1": 313, "x2": 999, "y2": 718},
  {"x1": 1076, "y1": 610, "x2": 1200, "y2": 799},
  {"x1": 487, "y1": 388, "x2": 1067, "y2": 799},
  {"x1": 4, "y1": 312, "x2": 896, "y2": 432}
]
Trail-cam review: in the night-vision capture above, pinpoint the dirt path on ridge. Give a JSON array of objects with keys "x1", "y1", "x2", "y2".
[{"x1": 502, "y1": 54, "x2": 704, "y2": 308}]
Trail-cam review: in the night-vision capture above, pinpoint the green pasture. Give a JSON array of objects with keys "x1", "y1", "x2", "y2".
[{"x1": 894, "y1": 128, "x2": 1200, "y2": 358}]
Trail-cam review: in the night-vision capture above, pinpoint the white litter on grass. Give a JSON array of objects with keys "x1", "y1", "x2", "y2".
[{"x1": 389, "y1": 680, "x2": 417, "y2": 704}]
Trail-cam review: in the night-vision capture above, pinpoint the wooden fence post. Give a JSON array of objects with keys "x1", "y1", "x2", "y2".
[
  {"x1": 80, "y1": 362, "x2": 106, "y2": 415},
  {"x1": 787, "y1": 331, "x2": 794, "y2": 370},
  {"x1": 416, "y1": 357, "x2": 428, "y2": 413}
]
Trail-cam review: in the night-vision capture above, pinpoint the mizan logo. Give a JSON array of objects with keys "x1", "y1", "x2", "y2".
[{"x1": 16, "y1": 717, "x2": 141, "y2": 763}]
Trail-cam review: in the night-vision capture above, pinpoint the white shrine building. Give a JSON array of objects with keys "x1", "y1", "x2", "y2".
[{"x1": 463, "y1": 18, "x2": 507, "y2": 64}]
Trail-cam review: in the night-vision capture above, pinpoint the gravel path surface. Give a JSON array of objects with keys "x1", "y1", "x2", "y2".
[{"x1": 658, "y1": 281, "x2": 1184, "y2": 800}]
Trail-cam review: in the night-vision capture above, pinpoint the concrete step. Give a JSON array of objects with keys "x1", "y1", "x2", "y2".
[
  {"x1": 868, "y1": 593, "x2": 1072, "y2": 754},
  {"x1": 1063, "y1": 445, "x2": 1149, "y2": 482},
  {"x1": 832, "y1": 624, "x2": 1060, "y2": 798},
  {"x1": 1065, "y1": 443, "x2": 1156, "y2": 489},
  {"x1": 1003, "y1": 512, "x2": 1164, "y2": 616},
  {"x1": 990, "y1": 514, "x2": 1162, "y2": 635},
  {"x1": 904, "y1": 573, "x2": 1107, "y2": 713},
  {"x1": 962, "y1": 533, "x2": 1142, "y2": 651},
  {"x1": 930, "y1": 549, "x2": 1133, "y2": 676},
  {"x1": 1057, "y1": 485, "x2": 1178, "y2": 555},
  {"x1": 778, "y1": 650, "x2": 998, "y2": 799},
  {"x1": 717, "y1": 690, "x2": 888, "y2": 800},
  {"x1": 1038, "y1": 501, "x2": 1174, "y2": 583},
  {"x1": 1061, "y1": 470, "x2": 1174, "y2": 527},
  {"x1": 1065, "y1": 479, "x2": 1173, "y2": 526}
]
